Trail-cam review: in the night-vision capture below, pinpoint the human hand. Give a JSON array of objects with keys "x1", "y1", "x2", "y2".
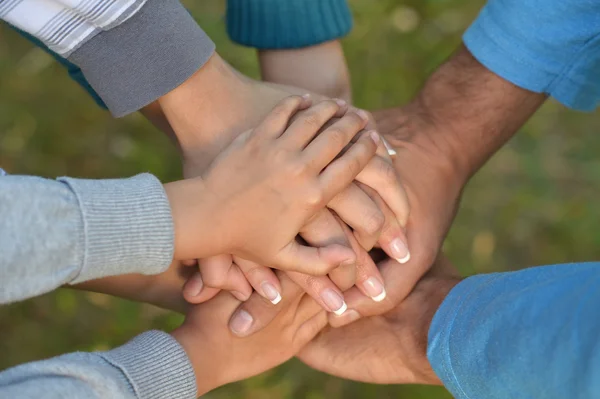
[
  {"x1": 298, "y1": 254, "x2": 461, "y2": 385},
  {"x1": 171, "y1": 271, "x2": 327, "y2": 396},
  {"x1": 165, "y1": 95, "x2": 380, "y2": 273}
]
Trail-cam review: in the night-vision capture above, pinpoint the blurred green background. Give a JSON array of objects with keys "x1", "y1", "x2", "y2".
[{"x1": 1, "y1": 0, "x2": 599, "y2": 398}]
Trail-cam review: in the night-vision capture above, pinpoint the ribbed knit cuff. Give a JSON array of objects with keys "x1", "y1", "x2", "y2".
[
  {"x1": 59, "y1": 173, "x2": 173, "y2": 284},
  {"x1": 68, "y1": 0, "x2": 216, "y2": 117},
  {"x1": 227, "y1": 0, "x2": 353, "y2": 49},
  {"x1": 101, "y1": 331, "x2": 197, "y2": 399}
]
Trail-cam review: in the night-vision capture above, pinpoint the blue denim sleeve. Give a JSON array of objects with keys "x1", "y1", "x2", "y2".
[
  {"x1": 428, "y1": 263, "x2": 600, "y2": 399},
  {"x1": 9, "y1": 25, "x2": 107, "y2": 109},
  {"x1": 463, "y1": 0, "x2": 600, "y2": 111}
]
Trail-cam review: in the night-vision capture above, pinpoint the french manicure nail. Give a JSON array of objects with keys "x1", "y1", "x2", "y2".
[
  {"x1": 390, "y1": 237, "x2": 410, "y2": 263},
  {"x1": 321, "y1": 289, "x2": 347, "y2": 316},
  {"x1": 369, "y1": 130, "x2": 380, "y2": 145},
  {"x1": 340, "y1": 309, "x2": 361, "y2": 323},
  {"x1": 382, "y1": 137, "x2": 397, "y2": 156},
  {"x1": 363, "y1": 277, "x2": 386, "y2": 302},
  {"x1": 261, "y1": 282, "x2": 282, "y2": 305},
  {"x1": 230, "y1": 309, "x2": 254, "y2": 336},
  {"x1": 183, "y1": 273, "x2": 203, "y2": 297}
]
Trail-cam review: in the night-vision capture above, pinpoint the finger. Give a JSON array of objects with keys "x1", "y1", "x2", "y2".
[
  {"x1": 198, "y1": 255, "x2": 253, "y2": 301},
  {"x1": 286, "y1": 270, "x2": 348, "y2": 316},
  {"x1": 356, "y1": 182, "x2": 410, "y2": 264},
  {"x1": 302, "y1": 111, "x2": 370, "y2": 171},
  {"x1": 348, "y1": 130, "x2": 391, "y2": 160},
  {"x1": 355, "y1": 155, "x2": 410, "y2": 227},
  {"x1": 276, "y1": 240, "x2": 356, "y2": 276},
  {"x1": 229, "y1": 270, "x2": 304, "y2": 337},
  {"x1": 182, "y1": 271, "x2": 222, "y2": 304},
  {"x1": 327, "y1": 183, "x2": 384, "y2": 250},
  {"x1": 279, "y1": 99, "x2": 347, "y2": 149},
  {"x1": 332, "y1": 214, "x2": 387, "y2": 303},
  {"x1": 254, "y1": 94, "x2": 312, "y2": 140},
  {"x1": 235, "y1": 257, "x2": 283, "y2": 305},
  {"x1": 318, "y1": 130, "x2": 379, "y2": 200}
]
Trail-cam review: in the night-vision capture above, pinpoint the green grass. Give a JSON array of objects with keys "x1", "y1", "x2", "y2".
[{"x1": 1, "y1": 0, "x2": 599, "y2": 397}]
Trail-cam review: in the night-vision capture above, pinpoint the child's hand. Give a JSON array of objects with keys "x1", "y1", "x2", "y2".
[
  {"x1": 171, "y1": 272, "x2": 326, "y2": 395},
  {"x1": 165, "y1": 95, "x2": 380, "y2": 275}
]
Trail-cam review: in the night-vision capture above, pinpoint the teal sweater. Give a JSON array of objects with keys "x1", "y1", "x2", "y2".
[{"x1": 12, "y1": 0, "x2": 353, "y2": 110}]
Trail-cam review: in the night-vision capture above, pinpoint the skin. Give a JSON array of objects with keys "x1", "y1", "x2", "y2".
[
  {"x1": 83, "y1": 51, "x2": 411, "y2": 316},
  {"x1": 76, "y1": 43, "x2": 549, "y2": 389},
  {"x1": 236, "y1": 45, "x2": 548, "y2": 334}
]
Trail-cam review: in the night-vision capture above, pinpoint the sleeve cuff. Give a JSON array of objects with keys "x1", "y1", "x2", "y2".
[
  {"x1": 101, "y1": 330, "x2": 197, "y2": 399},
  {"x1": 59, "y1": 173, "x2": 174, "y2": 284},
  {"x1": 227, "y1": 0, "x2": 353, "y2": 49},
  {"x1": 67, "y1": 0, "x2": 216, "y2": 117},
  {"x1": 426, "y1": 274, "x2": 500, "y2": 399}
]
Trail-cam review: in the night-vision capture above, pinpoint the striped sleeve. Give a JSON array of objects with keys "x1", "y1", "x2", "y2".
[
  {"x1": 1, "y1": 0, "x2": 216, "y2": 117},
  {"x1": 0, "y1": 0, "x2": 147, "y2": 57}
]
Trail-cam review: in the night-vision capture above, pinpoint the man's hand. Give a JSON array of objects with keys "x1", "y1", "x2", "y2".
[{"x1": 298, "y1": 255, "x2": 461, "y2": 385}]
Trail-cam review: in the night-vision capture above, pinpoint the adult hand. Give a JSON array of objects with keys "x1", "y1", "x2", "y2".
[{"x1": 298, "y1": 254, "x2": 461, "y2": 385}]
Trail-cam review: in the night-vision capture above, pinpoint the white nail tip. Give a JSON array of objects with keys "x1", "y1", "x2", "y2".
[
  {"x1": 270, "y1": 292, "x2": 282, "y2": 305},
  {"x1": 333, "y1": 302, "x2": 348, "y2": 316},
  {"x1": 382, "y1": 137, "x2": 397, "y2": 156},
  {"x1": 396, "y1": 252, "x2": 411, "y2": 264},
  {"x1": 371, "y1": 290, "x2": 387, "y2": 302}
]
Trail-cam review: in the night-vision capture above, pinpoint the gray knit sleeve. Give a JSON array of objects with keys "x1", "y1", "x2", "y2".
[
  {"x1": 0, "y1": 330, "x2": 197, "y2": 399},
  {"x1": 0, "y1": 173, "x2": 173, "y2": 304},
  {"x1": 66, "y1": 0, "x2": 216, "y2": 117}
]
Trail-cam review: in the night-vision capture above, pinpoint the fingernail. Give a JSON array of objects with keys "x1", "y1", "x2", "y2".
[
  {"x1": 232, "y1": 291, "x2": 250, "y2": 301},
  {"x1": 230, "y1": 309, "x2": 254, "y2": 336},
  {"x1": 334, "y1": 98, "x2": 347, "y2": 108},
  {"x1": 183, "y1": 273, "x2": 203, "y2": 297},
  {"x1": 301, "y1": 93, "x2": 311, "y2": 100},
  {"x1": 321, "y1": 289, "x2": 347, "y2": 316},
  {"x1": 357, "y1": 109, "x2": 370, "y2": 122},
  {"x1": 338, "y1": 309, "x2": 361, "y2": 322},
  {"x1": 261, "y1": 282, "x2": 282, "y2": 305},
  {"x1": 390, "y1": 238, "x2": 410, "y2": 264},
  {"x1": 382, "y1": 137, "x2": 397, "y2": 156},
  {"x1": 369, "y1": 130, "x2": 380, "y2": 145},
  {"x1": 362, "y1": 277, "x2": 386, "y2": 302}
]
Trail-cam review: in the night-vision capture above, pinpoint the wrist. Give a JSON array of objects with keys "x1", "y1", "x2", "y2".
[
  {"x1": 171, "y1": 326, "x2": 220, "y2": 396},
  {"x1": 163, "y1": 179, "x2": 221, "y2": 260},
  {"x1": 157, "y1": 53, "x2": 257, "y2": 164},
  {"x1": 406, "y1": 276, "x2": 462, "y2": 385},
  {"x1": 386, "y1": 45, "x2": 545, "y2": 181}
]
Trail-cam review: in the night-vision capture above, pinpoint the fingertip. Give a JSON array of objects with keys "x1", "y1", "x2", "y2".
[{"x1": 300, "y1": 93, "x2": 313, "y2": 108}]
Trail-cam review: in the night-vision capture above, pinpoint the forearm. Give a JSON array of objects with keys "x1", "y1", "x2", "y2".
[
  {"x1": 385, "y1": 45, "x2": 546, "y2": 182},
  {"x1": 0, "y1": 174, "x2": 173, "y2": 304},
  {"x1": 0, "y1": 331, "x2": 196, "y2": 399},
  {"x1": 428, "y1": 263, "x2": 600, "y2": 398},
  {"x1": 259, "y1": 41, "x2": 352, "y2": 101}
]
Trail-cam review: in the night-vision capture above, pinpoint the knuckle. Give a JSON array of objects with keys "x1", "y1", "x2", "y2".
[
  {"x1": 326, "y1": 127, "x2": 349, "y2": 147},
  {"x1": 361, "y1": 209, "x2": 385, "y2": 236},
  {"x1": 302, "y1": 113, "x2": 323, "y2": 130},
  {"x1": 304, "y1": 185, "x2": 324, "y2": 207}
]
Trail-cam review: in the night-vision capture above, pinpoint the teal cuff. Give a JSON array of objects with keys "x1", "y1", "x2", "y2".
[{"x1": 227, "y1": 0, "x2": 353, "y2": 49}]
